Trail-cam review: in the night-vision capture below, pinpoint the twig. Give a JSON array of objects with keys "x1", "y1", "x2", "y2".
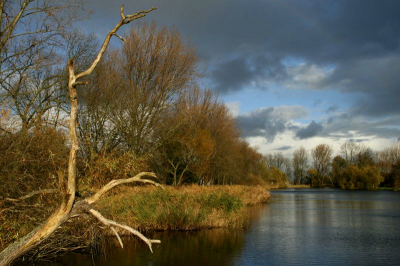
[{"x1": 111, "y1": 227, "x2": 123, "y2": 248}]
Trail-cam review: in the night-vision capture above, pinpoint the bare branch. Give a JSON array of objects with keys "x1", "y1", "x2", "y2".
[
  {"x1": 0, "y1": 0, "x2": 30, "y2": 50},
  {"x1": 0, "y1": 0, "x2": 4, "y2": 31},
  {"x1": 112, "y1": 33, "x2": 126, "y2": 42},
  {"x1": 85, "y1": 172, "x2": 162, "y2": 204},
  {"x1": 73, "y1": 81, "x2": 88, "y2": 87},
  {"x1": 89, "y1": 209, "x2": 161, "y2": 252},
  {"x1": 111, "y1": 227, "x2": 124, "y2": 248},
  {"x1": 4, "y1": 189, "x2": 58, "y2": 202},
  {"x1": 75, "y1": 6, "x2": 156, "y2": 80},
  {"x1": 120, "y1": 5, "x2": 125, "y2": 20},
  {"x1": 125, "y1": 8, "x2": 157, "y2": 21},
  {"x1": 10, "y1": 29, "x2": 50, "y2": 39}
]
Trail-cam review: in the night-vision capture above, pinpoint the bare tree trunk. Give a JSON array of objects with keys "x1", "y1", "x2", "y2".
[
  {"x1": 0, "y1": 206, "x2": 74, "y2": 265},
  {"x1": 0, "y1": 6, "x2": 157, "y2": 266}
]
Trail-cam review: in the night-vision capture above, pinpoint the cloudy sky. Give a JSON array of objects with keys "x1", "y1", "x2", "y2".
[{"x1": 83, "y1": 0, "x2": 400, "y2": 157}]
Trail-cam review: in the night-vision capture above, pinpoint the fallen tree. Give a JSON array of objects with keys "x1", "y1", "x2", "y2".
[{"x1": 0, "y1": 5, "x2": 159, "y2": 266}]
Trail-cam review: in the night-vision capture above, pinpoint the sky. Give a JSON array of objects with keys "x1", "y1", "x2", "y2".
[{"x1": 82, "y1": 0, "x2": 400, "y2": 157}]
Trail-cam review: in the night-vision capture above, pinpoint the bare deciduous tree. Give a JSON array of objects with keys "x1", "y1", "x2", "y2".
[
  {"x1": 0, "y1": 0, "x2": 89, "y2": 132},
  {"x1": 283, "y1": 157, "x2": 292, "y2": 182},
  {"x1": 341, "y1": 142, "x2": 374, "y2": 167},
  {"x1": 0, "y1": 6, "x2": 161, "y2": 266},
  {"x1": 340, "y1": 142, "x2": 361, "y2": 165},
  {"x1": 78, "y1": 50, "x2": 122, "y2": 172},
  {"x1": 292, "y1": 147, "x2": 308, "y2": 185},
  {"x1": 114, "y1": 22, "x2": 198, "y2": 155},
  {"x1": 264, "y1": 152, "x2": 286, "y2": 172},
  {"x1": 376, "y1": 142, "x2": 400, "y2": 186},
  {"x1": 311, "y1": 144, "x2": 333, "y2": 185},
  {"x1": 76, "y1": 22, "x2": 199, "y2": 183}
]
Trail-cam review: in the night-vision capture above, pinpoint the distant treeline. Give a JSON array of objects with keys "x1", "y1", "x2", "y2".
[{"x1": 264, "y1": 142, "x2": 400, "y2": 190}]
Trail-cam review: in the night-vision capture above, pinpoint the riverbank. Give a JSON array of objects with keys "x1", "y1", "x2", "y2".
[
  {"x1": 269, "y1": 184, "x2": 397, "y2": 191},
  {"x1": 269, "y1": 184, "x2": 311, "y2": 189},
  {"x1": 96, "y1": 185, "x2": 270, "y2": 231},
  {"x1": 3, "y1": 185, "x2": 270, "y2": 263}
]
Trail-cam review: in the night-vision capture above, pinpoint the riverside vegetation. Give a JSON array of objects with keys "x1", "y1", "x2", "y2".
[{"x1": 1, "y1": 183, "x2": 270, "y2": 262}]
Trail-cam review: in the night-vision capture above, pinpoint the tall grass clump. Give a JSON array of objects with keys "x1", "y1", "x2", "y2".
[{"x1": 96, "y1": 185, "x2": 270, "y2": 231}]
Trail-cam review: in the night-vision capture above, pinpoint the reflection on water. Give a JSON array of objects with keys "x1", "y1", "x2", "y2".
[
  {"x1": 47, "y1": 189, "x2": 400, "y2": 265},
  {"x1": 58, "y1": 229, "x2": 245, "y2": 266},
  {"x1": 237, "y1": 189, "x2": 400, "y2": 266}
]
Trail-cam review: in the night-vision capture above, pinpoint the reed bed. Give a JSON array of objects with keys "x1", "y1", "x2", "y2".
[{"x1": 96, "y1": 185, "x2": 270, "y2": 231}]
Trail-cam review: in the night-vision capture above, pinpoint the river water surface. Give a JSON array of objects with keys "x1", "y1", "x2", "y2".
[{"x1": 56, "y1": 188, "x2": 400, "y2": 265}]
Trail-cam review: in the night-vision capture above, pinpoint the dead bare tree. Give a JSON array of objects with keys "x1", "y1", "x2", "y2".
[{"x1": 0, "y1": 6, "x2": 160, "y2": 266}]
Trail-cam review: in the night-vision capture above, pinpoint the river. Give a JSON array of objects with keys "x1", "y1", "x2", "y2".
[{"x1": 47, "y1": 188, "x2": 400, "y2": 265}]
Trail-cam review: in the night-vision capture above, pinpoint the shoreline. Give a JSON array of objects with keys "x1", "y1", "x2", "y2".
[
  {"x1": 269, "y1": 184, "x2": 311, "y2": 189},
  {"x1": 7, "y1": 185, "x2": 270, "y2": 263}
]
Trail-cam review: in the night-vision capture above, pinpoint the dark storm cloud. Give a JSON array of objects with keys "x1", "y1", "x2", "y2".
[
  {"x1": 211, "y1": 55, "x2": 286, "y2": 93},
  {"x1": 238, "y1": 108, "x2": 283, "y2": 140},
  {"x1": 323, "y1": 55, "x2": 400, "y2": 116},
  {"x1": 211, "y1": 57, "x2": 254, "y2": 93},
  {"x1": 348, "y1": 139, "x2": 370, "y2": 143},
  {"x1": 85, "y1": 0, "x2": 400, "y2": 142},
  {"x1": 87, "y1": 1, "x2": 400, "y2": 93},
  {"x1": 322, "y1": 113, "x2": 400, "y2": 140},
  {"x1": 273, "y1": 146, "x2": 293, "y2": 151},
  {"x1": 296, "y1": 121, "x2": 323, "y2": 139},
  {"x1": 238, "y1": 106, "x2": 307, "y2": 141},
  {"x1": 327, "y1": 113, "x2": 348, "y2": 125}
]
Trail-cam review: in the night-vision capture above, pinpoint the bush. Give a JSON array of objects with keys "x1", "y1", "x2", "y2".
[
  {"x1": 79, "y1": 151, "x2": 150, "y2": 189},
  {"x1": 267, "y1": 166, "x2": 288, "y2": 187},
  {"x1": 0, "y1": 127, "x2": 68, "y2": 198},
  {"x1": 338, "y1": 164, "x2": 383, "y2": 190},
  {"x1": 0, "y1": 127, "x2": 68, "y2": 251}
]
